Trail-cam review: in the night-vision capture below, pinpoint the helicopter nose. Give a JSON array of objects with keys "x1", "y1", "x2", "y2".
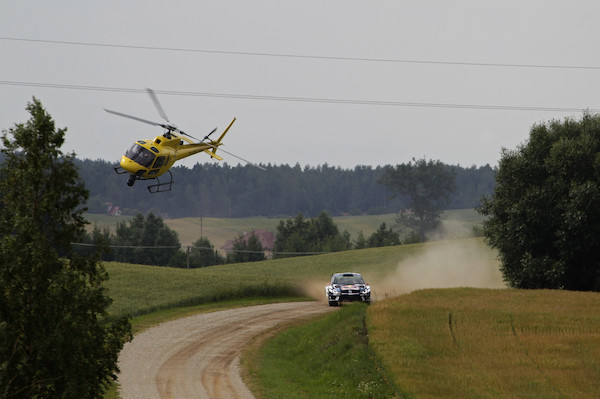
[{"x1": 120, "y1": 156, "x2": 137, "y2": 174}]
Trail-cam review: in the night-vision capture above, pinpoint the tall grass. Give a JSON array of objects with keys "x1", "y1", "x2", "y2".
[{"x1": 368, "y1": 288, "x2": 600, "y2": 398}]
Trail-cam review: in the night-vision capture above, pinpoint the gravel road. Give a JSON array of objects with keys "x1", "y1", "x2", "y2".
[{"x1": 117, "y1": 302, "x2": 333, "y2": 399}]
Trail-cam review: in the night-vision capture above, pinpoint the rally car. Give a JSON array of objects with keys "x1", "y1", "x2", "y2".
[{"x1": 325, "y1": 272, "x2": 371, "y2": 306}]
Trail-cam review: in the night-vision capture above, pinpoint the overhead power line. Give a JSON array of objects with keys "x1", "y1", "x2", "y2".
[
  {"x1": 1, "y1": 80, "x2": 597, "y2": 113},
  {"x1": 2, "y1": 36, "x2": 600, "y2": 71},
  {"x1": 71, "y1": 242, "x2": 329, "y2": 255}
]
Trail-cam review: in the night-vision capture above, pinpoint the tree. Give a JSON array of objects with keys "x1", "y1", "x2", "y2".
[
  {"x1": 479, "y1": 113, "x2": 600, "y2": 290},
  {"x1": 112, "y1": 213, "x2": 180, "y2": 265},
  {"x1": 0, "y1": 98, "x2": 131, "y2": 398},
  {"x1": 273, "y1": 212, "x2": 352, "y2": 257},
  {"x1": 167, "y1": 236, "x2": 225, "y2": 268},
  {"x1": 379, "y1": 158, "x2": 456, "y2": 240},
  {"x1": 367, "y1": 223, "x2": 401, "y2": 247},
  {"x1": 226, "y1": 232, "x2": 266, "y2": 263},
  {"x1": 75, "y1": 225, "x2": 113, "y2": 259},
  {"x1": 187, "y1": 236, "x2": 226, "y2": 267},
  {"x1": 353, "y1": 231, "x2": 368, "y2": 249}
]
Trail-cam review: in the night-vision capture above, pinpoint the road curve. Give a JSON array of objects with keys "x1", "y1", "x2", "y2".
[{"x1": 118, "y1": 302, "x2": 333, "y2": 399}]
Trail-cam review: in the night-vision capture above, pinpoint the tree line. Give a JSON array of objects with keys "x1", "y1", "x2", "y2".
[
  {"x1": 75, "y1": 158, "x2": 496, "y2": 218},
  {"x1": 78, "y1": 211, "x2": 411, "y2": 267}
]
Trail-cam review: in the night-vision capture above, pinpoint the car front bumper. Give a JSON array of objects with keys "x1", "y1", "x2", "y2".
[{"x1": 327, "y1": 292, "x2": 371, "y2": 303}]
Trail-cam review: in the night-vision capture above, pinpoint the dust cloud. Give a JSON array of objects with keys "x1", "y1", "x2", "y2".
[
  {"x1": 302, "y1": 280, "x2": 330, "y2": 304},
  {"x1": 372, "y1": 239, "x2": 506, "y2": 301},
  {"x1": 302, "y1": 238, "x2": 506, "y2": 304}
]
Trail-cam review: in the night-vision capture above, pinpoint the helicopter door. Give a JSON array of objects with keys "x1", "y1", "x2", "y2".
[
  {"x1": 148, "y1": 156, "x2": 166, "y2": 175},
  {"x1": 152, "y1": 156, "x2": 166, "y2": 169}
]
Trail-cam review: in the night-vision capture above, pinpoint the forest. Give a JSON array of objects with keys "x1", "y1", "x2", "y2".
[{"x1": 76, "y1": 158, "x2": 496, "y2": 218}]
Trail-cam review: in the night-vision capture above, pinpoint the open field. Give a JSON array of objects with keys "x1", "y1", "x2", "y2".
[
  {"x1": 368, "y1": 288, "x2": 600, "y2": 398},
  {"x1": 87, "y1": 208, "x2": 481, "y2": 249}
]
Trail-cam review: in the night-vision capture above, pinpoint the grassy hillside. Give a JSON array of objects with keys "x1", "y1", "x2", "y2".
[
  {"x1": 368, "y1": 288, "x2": 600, "y2": 398},
  {"x1": 104, "y1": 237, "x2": 503, "y2": 318},
  {"x1": 103, "y1": 243, "x2": 415, "y2": 317}
]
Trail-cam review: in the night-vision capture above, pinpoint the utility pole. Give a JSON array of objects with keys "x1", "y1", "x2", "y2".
[{"x1": 186, "y1": 246, "x2": 190, "y2": 269}]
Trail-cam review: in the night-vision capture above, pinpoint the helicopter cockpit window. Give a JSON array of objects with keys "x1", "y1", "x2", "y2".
[{"x1": 125, "y1": 144, "x2": 155, "y2": 168}]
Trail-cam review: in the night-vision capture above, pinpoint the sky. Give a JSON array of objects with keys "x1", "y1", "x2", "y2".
[{"x1": 2, "y1": 1, "x2": 600, "y2": 170}]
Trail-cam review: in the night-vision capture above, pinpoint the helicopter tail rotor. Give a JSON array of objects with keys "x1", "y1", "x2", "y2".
[{"x1": 201, "y1": 127, "x2": 218, "y2": 143}]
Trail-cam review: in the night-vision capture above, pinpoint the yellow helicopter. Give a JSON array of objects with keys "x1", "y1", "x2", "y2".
[{"x1": 105, "y1": 88, "x2": 263, "y2": 193}]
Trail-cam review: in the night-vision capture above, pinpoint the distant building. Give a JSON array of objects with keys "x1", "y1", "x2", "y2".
[{"x1": 105, "y1": 202, "x2": 121, "y2": 216}]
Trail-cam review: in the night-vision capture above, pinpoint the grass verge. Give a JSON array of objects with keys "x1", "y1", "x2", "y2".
[{"x1": 243, "y1": 303, "x2": 400, "y2": 399}]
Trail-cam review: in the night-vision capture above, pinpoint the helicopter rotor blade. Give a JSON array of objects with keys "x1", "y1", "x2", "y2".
[
  {"x1": 104, "y1": 109, "x2": 162, "y2": 127},
  {"x1": 106, "y1": 90, "x2": 204, "y2": 142},
  {"x1": 146, "y1": 88, "x2": 170, "y2": 123},
  {"x1": 145, "y1": 88, "x2": 201, "y2": 140}
]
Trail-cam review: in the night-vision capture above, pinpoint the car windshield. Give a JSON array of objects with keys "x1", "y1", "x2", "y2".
[
  {"x1": 125, "y1": 144, "x2": 156, "y2": 168},
  {"x1": 333, "y1": 275, "x2": 364, "y2": 285}
]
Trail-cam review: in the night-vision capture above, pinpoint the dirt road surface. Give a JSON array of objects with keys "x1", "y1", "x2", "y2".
[{"x1": 118, "y1": 302, "x2": 333, "y2": 399}]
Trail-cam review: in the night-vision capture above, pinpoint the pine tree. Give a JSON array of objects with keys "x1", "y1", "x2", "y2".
[{"x1": 0, "y1": 98, "x2": 131, "y2": 398}]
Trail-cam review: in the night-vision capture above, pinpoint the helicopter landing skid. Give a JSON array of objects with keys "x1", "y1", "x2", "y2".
[
  {"x1": 146, "y1": 170, "x2": 174, "y2": 193},
  {"x1": 114, "y1": 167, "x2": 173, "y2": 193}
]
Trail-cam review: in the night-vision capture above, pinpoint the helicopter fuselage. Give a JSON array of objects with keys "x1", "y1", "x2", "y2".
[{"x1": 119, "y1": 135, "x2": 216, "y2": 180}]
